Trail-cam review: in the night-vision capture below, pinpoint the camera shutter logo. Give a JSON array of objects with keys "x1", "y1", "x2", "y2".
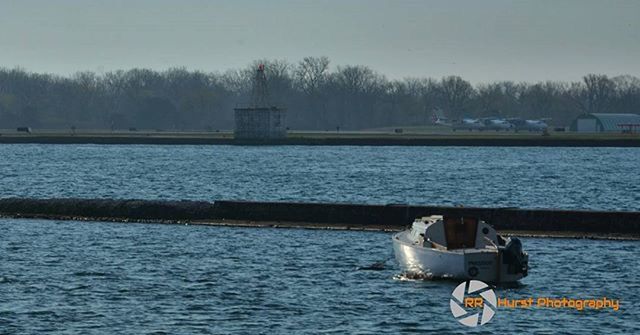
[{"x1": 450, "y1": 280, "x2": 497, "y2": 327}]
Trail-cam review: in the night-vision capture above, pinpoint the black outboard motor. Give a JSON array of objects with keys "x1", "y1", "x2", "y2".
[{"x1": 502, "y1": 237, "x2": 528, "y2": 276}]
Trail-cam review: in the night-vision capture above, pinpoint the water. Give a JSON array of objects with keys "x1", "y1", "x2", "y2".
[
  {"x1": 0, "y1": 219, "x2": 638, "y2": 334},
  {"x1": 1, "y1": 144, "x2": 639, "y2": 333},
  {"x1": 0, "y1": 144, "x2": 639, "y2": 211}
]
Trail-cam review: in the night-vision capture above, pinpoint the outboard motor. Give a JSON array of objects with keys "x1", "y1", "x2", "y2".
[{"x1": 502, "y1": 237, "x2": 528, "y2": 276}]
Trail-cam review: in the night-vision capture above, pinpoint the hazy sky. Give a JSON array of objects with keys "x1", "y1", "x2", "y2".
[{"x1": 1, "y1": 0, "x2": 638, "y2": 83}]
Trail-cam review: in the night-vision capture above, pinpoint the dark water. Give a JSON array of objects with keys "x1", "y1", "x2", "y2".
[
  {"x1": 1, "y1": 219, "x2": 638, "y2": 334},
  {"x1": 1, "y1": 144, "x2": 639, "y2": 333},
  {"x1": 0, "y1": 144, "x2": 639, "y2": 211}
]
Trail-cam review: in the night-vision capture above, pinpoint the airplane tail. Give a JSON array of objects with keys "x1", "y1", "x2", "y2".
[{"x1": 431, "y1": 108, "x2": 447, "y2": 125}]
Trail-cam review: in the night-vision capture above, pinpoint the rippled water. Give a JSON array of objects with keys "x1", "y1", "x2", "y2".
[
  {"x1": 1, "y1": 219, "x2": 638, "y2": 334},
  {"x1": 1, "y1": 144, "x2": 639, "y2": 333},
  {"x1": 0, "y1": 144, "x2": 639, "y2": 210}
]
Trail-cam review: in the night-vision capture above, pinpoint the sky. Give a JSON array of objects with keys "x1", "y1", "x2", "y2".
[{"x1": 0, "y1": 0, "x2": 639, "y2": 83}]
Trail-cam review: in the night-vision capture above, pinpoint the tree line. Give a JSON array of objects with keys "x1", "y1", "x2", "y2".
[{"x1": 1, "y1": 57, "x2": 639, "y2": 130}]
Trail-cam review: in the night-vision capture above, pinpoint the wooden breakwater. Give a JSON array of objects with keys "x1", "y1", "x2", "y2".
[{"x1": 0, "y1": 198, "x2": 639, "y2": 238}]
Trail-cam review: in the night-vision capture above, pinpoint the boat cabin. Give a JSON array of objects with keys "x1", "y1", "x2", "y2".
[{"x1": 409, "y1": 215, "x2": 501, "y2": 250}]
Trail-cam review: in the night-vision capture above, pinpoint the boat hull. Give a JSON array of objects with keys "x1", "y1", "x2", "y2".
[{"x1": 392, "y1": 231, "x2": 525, "y2": 283}]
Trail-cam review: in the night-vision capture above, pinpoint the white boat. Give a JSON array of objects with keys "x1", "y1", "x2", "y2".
[{"x1": 392, "y1": 215, "x2": 528, "y2": 283}]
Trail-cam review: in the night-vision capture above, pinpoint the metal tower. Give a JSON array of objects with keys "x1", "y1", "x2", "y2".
[
  {"x1": 251, "y1": 64, "x2": 270, "y2": 108},
  {"x1": 233, "y1": 64, "x2": 287, "y2": 140}
]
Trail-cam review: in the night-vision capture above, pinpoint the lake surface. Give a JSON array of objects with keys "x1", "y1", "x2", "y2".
[
  {"x1": 0, "y1": 219, "x2": 638, "y2": 334},
  {"x1": 0, "y1": 144, "x2": 639, "y2": 210},
  {"x1": 1, "y1": 145, "x2": 639, "y2": 333}
]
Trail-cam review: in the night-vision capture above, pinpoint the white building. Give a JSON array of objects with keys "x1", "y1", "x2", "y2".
[{"x1": 570, "y1": 113, "x2": 640, "y2": 133}]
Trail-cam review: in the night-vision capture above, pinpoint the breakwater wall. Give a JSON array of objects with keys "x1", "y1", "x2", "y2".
[
  {"x1": 1, "y1": 134, "x2": 640, "y2": 147},
  {"x1": 0, "y1": 198, "x2": 639, "y2": 237}
]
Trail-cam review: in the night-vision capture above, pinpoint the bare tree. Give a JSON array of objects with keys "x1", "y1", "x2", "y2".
[
  {"x1": 611, "y1": 75, "x2": 640, "y2": 113},
  {"x1": 519, "y1": 81, "x2": 567, "y2": 120},
  {"x1": 295, "y1": 56, "x2": 330, "y2": 128},
  {"x1": 1, "y1": 60, "x2": 640, "y2": 131},
  {"x1": 332, "y1": 65, "x2": 386, "y2": 128},
  {"x1": 295, "y1": 56, "x2": 330, "y2": 96},
  {"x1": 438, "y1": 76, "x2": 475, "y2": 120},
  {"x1": 569, "y1": 74, "x2": 616, "y2": 114}
]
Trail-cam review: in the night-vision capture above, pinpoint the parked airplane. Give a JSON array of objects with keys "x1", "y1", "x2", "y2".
[
  {"x1": 482, "y1": 118, "x2": 514, "y2": 131},
  {"x1": 452, "y1": 118, "x2": 486, "y2": 131},
  {"x1": 432, "y1": 114, "x2": 451, "y2": 127},
  {"x1": 508, "y1": 118, "x2": 550, "y2": 132},
  {"x1": 432, "y1": 110, "x2": 549, "y2": 132},
  {"x1": 431, "y1": 109, "x2": 451, "y2": 126}
]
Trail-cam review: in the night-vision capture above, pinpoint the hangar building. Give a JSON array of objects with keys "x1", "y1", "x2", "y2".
[{"x1": 570, "y1": 113, "x2": 640, "y2": 133}]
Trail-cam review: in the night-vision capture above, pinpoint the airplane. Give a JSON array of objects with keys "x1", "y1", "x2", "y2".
[
  {"x1": 432, "y1": 110, "x2": 485, "y2": 131},
  {"x1": 482, "y1": 118, "x2": 514, "y2": 131},
  {"x1": 431, "y1": 109, "x2": 451, "y2": 126},
  {"x1": 432, "y1": 110, "x2": 548, "y2": 132},
  {"x1": 452, "y1": 118, "x2": 486, "y2": 131},
  {"x1": 432, "y1": 109, "x2": 487, "y2": 131},
  {"x1": 508, "y1": 118, "x2": 550, "y2": 132}
]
